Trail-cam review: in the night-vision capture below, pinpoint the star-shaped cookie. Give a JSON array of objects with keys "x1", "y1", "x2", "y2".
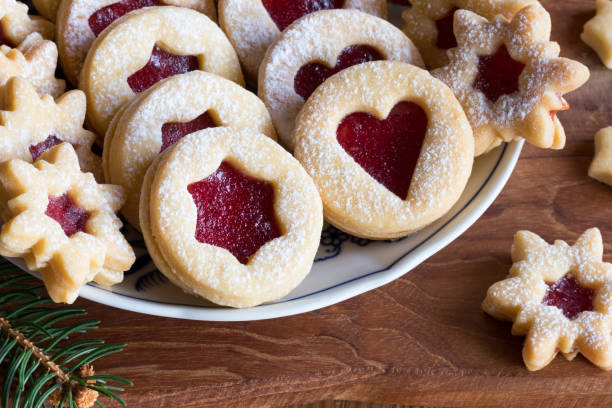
[
  {"x1": 0, "y1": 77, "x2": 101, "y2": 181},
  {"x1": 0, "y1": 0, "x2": 54, "y2": 46},
  {"x1": 0, "y1": 32, "x2": 65, "y2": 97},
  {"x1": 589, "y1": 127, "x2": 612, "y2": 186},
  {"x1": 582, "y1": 0, "x2": 612, "y2": 69},
  {"x1": 0, "y1": 143, "x2": 134, "y2": 303},
  {"x1": 483, "y1": 228, "x2": 612, "y2": 371},
  {"x1": 432, "y1": 4, "x2": 590, "y2": 155}
]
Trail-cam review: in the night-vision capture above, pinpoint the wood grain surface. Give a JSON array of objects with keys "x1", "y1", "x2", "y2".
[{"x1": 47, "y1": 0, "x2": 612, "y2": 407}]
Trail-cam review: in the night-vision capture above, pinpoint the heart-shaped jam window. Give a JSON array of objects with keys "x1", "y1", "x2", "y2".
[
  {"x1": 473, "y1": 45, "x2": 525, "y2": 102},
  {"x1": 127, "y1": 45, "x2": 199, "y2": 94},
  {"x1": 89, "y1": 0, "x2": 161, "y2": 37},
  {"x1": 336, "y1": 101, "x2": 428, "y2": 199},
  {"x1": 262, "y1": 0, "x2": 344, "y2": 31},
  {"x1": 29, "y1": 135, "x2": 63, "y2": 161},
  {"x1": 188, "y1": 161, "x2": 282, "y2": 265},
  {"x1": 45, "y1": 193, "x2": 90, "y2": 237},
  {"x1": 160, "y1": 111, "x2": 217, "y2": 152},
  {"x1": 542, "y1": 274, "x2": 595, "y2": 320},
  {"x1": 435, "y1": 7, "x2": 458, "y2": 50},
  {"x1": 294, "y1": 44, "x2": 383, "y2": 100}
]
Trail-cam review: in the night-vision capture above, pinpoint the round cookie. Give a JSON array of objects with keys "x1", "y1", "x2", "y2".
[
  {"x1": 219, "y1": 0, "x2": 387, "y2": 80},
  {"x1": 104, "y1": 70, "x2": 277, "y2": 230},
  {"x1": 293, "y1": 60, "x2": 474, "y2": 239},
  {"x1": 79, "y1": 6, "x2": 244, "y2": 136},
  {"x1": 259, "y1": 9, "x2": 424, "y2": 151},
  {"x1": 57, "y1": 0, "x2": 217, "y2": 86},
  {"x1": 140, "y1": 128, "x2": 323, "y2": 308}
]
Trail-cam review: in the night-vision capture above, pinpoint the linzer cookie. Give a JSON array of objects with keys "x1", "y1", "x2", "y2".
[
  {"x1": 57, "y1": 0, "x2": 217, "y2": 85},
  {"x1": 483, "y1": 228, "x2": 612, "y2": 371},
  {"x1": 581, "y1": 0, "x2": 612, "y2": 69},
  {"x1": 432, "y1": 4, "x2": 590, "y2": 156},
  {"x1": 140, "y1": 128, "x2": 323, "y2": 308},
  {"x1": 218, "y1": 0, "x2": 387, "y2": 80},
  {"x1": 401, "y1": 0, "x2": 537, "y2": 69},
  {"x1": 0, "y1": 77, "x2": 101, "y2": 181},
  {"x1": 258, "y1": 9, "x2": 424, "y2": 150},
  {"x1": 104, "y1": 70, "x2": 277, "y2": 230},
  {"x1": 293, "y1": 61, "x2": 474, "y2": 239},
  {"x1": 79, "y1": 6, "x2": 244, "y2": 136},
  {"x1": 0, "y1": 143, "x2": 135, "y2": 303},
  {"x1": 0, "y1": 0, "x2": 55, "y2": 46}
]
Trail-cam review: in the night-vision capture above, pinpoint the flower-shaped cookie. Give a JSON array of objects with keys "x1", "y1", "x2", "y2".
[
  {"x1": 483, "y1": 228, "x2": 612, "y2": 371},
  {"x1": 0, "y1": 143, "x2": 135, "y2": 303},
  {"x1": 402, "y1": 0, "x2": 537, "y2": 68},
  {"x1": 0, "y1": 0, "x2": 54, "y2": 46},
  {"x1": 0, "y1": 77, "x2": 101, "y2": 180},
  {"x1": 0, "y1": 32, "x2": 65, "y2": 97},
  {"x1": 432, "y1": 4, "x2": 590, "y2": 156},
  {"x1": 589, "y1": 127, "x2": 612, "y2": 186},
  {"x1": 581, "y1": 0, "x2": 612, "y2": 69}
]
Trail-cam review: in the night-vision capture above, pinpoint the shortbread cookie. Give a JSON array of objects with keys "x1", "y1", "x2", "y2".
[
  {"x1": 0, "y1": 32, "x2": 64, "y2": 97},
  {"x1": 588, "y1": 127, "x2": 612, "y2": 186},
  {"x1": 0, "y1": 0, "x2": 54, "y2": 46},
  {"x1": 432, "y1": 5, "x2": 590, "y2": 156},
  {"x1": 483, "y1": 228, "x2": 612, "y2": 371},
  {"x1": 0, "y1": 77, "x2": 102, "y2": 181},
  {"x1": 0, "y1": 143, "x2": 135, "y2": 303},
  {"x1": 219, "y1": 0, "x2": 387, "y2": 80},
  {"x1": 259, "y1": 9, "x2": 424, "y2": 150},
  {"x1": 140, "y1": 128, "x2": 323, "y2": 308},
  {"x1": 79, "y1": 6, "x2": 244, "y2": 136},
  {"x1": 57, "y1": 0, "x2": 217, "y2": 85},
  {"x1": 581, "y1": 0, "x2": 612, "y2": 69},
  {"x1": 105, "y1": 70, "x2": 277, "y2": 230},
  {"x1": 402, "y1": 0, "x2": 537, "y2": 69},
  {"x1": 293, "y1": 61, "x2": 474, "y2": 239}
]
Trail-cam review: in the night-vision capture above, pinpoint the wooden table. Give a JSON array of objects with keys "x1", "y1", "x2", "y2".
[{"x1": 64, "y1": 0, "x2": 612, "y2": 406}]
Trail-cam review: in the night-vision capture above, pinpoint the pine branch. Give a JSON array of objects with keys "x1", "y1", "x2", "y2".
[{"x1": 0, "y1": 262, "x2": 133, "y2": 408}]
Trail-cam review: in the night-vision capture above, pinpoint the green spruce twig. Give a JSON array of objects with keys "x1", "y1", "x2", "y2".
[{"x1": 0, "y1": 261, "x2": 133, "y2": 408}]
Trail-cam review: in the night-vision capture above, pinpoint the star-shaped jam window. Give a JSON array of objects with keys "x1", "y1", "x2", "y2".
[
  {"x1": 432, "y1": 4, "x2": 590, "y2": 156},
  {"x1": 483, "y1": 228, "x2": 612, "y2": 371}
]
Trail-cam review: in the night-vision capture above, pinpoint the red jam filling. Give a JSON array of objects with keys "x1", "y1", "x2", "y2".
[
  {"x1": 550, "y1": 93, "x2": 569, "y2": 120},
  {"x1": 29, "y1": 135, "x2": 63, "y2": 161},
  {"x1": 336, "y1": 101, "x2": 428, "y2": 199},
  {"x1": 542, "y1": 274, "x2": 595, "y2": 320},
  {"x1": 473, "y1": 45, "x2": 525, "y2": 103},
  {"x1": 45, "y1": 193, "x2": 90, "y2": 237},
  {"x1": 187, "y1": 161, "x2": 282, "y2": 265},
  {"x1": 435, "y1": 7, "x2": 458, "y2": 50},
  {"x1": 160, "y1": 111, "x2": 217, "y2": 152},
  {"x1": 88, "y1": 0, "x2": 161, "y2": 37},
  {"x1": 127, "y1": 45, "x2": 199, "y2": 94},
  {"x1": 294, "y1": 44, "x2": 383, "y2": 100},
  {"x1": 261, "y1": 0, "x2": 344, "y2": 31}
]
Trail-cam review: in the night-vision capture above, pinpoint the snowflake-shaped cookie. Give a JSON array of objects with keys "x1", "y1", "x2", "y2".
[
  {"x1": 0, "y1": 32, "x2": 65, "y2": 97},
  {"x1": 0, "y1": 143, "x2": 135, "y2": 303},
  {"x1": 581, "y1": 0, "x2": 612, "y2": 69},
  {"x1": 589, "y1": 127, "x2": 612, "y2": 186},
  {"x1": 0, "y1": 0, "x2": 54, "y2": 46},
  {"x1": 432, "y1": 4, "x2": 590, "y2": 156},
  {"x1": 401, "y1": 0, "x2": 537, "y2": 68},
  {"x1": 482, "y1": 228, "x2": 612, "y2": 371},
  {"x1": 0, "y1": 77, "x2": 101, "y2": 181}
]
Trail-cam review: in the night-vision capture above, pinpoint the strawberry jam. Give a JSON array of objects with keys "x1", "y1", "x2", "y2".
[
  {"x1": 473, "y1": 45, "x2": 525, "y2": 102},
  {"x1": 29, "y1": 135, "x2": 63, "y2": 161},
  {"x1": 550, "y1": 93, "x2": 569, "y2": 120},
  {"x1": 262, "y1": 0, "x2": 344, "y2": 31},
  {"x1": 127, "y1": 45, "x2": 199, "y2": 94},
  {"x1": 45, "y1": 193, "x2": 90, "y2": 237},
  {"x1": 294, "y1": 44, "x2": 383, "y2": 100},
  {"x1": 336, "y1": 101, "x2": 428, "y2": 199},
  {"x1": 160, "y1": 112, "x2": 217, "y2": 152},
  {"x1": 542, "y1": 274, "x2": 594, "y2": 320},
  {"x1": 88, "y1": 0, "x2": 161, "y2": 37},
  {"x1": 187, "y1": 161, "x2": 282, "y2": 265},
  {"x1": 435, "y1": 7, "x2": 458, "y2": 50}
]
